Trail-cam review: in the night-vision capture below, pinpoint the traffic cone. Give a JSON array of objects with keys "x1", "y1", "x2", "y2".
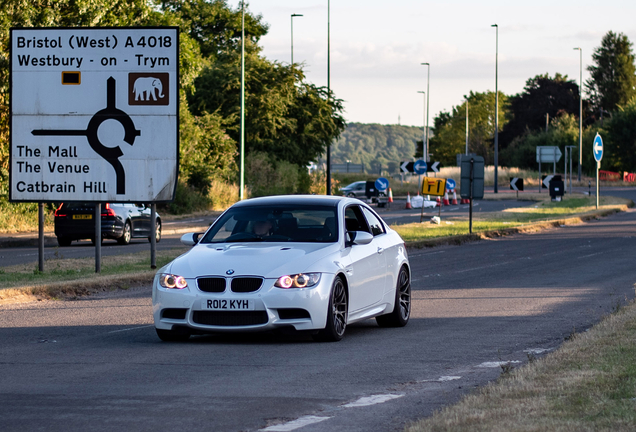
[
  {"x1": 461, "y1": 197, "x2": 470, "y2": 204},
  {"x1": 451, "y1": 190, "x2": 458, "y2": 205},
  {"x1": 388, "y1": 188, "x2": 393, "y2": 203},
  {"x1": 405, "y1": 192, "x2": 412, "y2": 209},
  {"x1": 436, "y1": 196, "x2": 441, "y2": 207},
  {"x1": 443, "y1": 191, "x2": 450, "y2": 206}
]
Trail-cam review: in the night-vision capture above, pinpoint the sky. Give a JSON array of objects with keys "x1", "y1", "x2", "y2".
[{"x1": 229, "y1": 1, "x2": 636, "y2": 127}]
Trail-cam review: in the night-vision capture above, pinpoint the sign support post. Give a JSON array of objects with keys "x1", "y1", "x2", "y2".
[
  {"x1": 596, "y1": 161, "x2": 600, "y2": 209},
  {"x1": 151, "y1": 203, "x2": 157, "y2": 269},
  {"x1": 38, "y1": 203, "x2": 44, "y2": 272},
  {"x1": 95, "y1": 203, "x2": 101, "y2": 273},
  {"x1": 469, "y1": 158, "x2": 474, "y2": 234}
]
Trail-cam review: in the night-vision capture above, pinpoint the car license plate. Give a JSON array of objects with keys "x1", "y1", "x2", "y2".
[
  {"x1": 203, "y1": 299, "x2": 253, "y2": 310},
  {"x1": 73, "y1": 214, "x2": 92, "y2": 220}
]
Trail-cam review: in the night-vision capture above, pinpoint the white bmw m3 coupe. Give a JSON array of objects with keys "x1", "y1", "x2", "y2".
[{"x1": 152, "y1": 195, "x2": 411, "y2": 342}]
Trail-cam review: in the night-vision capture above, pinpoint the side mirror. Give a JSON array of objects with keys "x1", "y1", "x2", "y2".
[
  {"x1": 347, "y1": 231, "x2": 373, "y2": 245},
  {"x1": 181, "y1": 232, "x2": 204, "y2": 246}
]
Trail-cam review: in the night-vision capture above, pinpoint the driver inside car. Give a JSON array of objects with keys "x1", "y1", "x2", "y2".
[{"x1": 252, "y1": 220, "x2": 273, "y2": 237}]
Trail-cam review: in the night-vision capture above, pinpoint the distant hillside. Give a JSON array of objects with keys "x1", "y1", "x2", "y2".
[{"x1": 330, "y1": 123, "x2": 429, "y2": 172}]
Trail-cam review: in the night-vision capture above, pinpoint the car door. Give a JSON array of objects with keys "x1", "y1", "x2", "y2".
[
  {"x1": 342, "y1": 205, "x2": 385, "y2": 314},
  {"x1": 360, "y1": 206, "x2": 394, "y2": 295}
]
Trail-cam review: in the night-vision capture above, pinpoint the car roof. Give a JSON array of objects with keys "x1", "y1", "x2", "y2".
[{"x1": 231, "y1": 195, "x2": 347, "y2": 208}]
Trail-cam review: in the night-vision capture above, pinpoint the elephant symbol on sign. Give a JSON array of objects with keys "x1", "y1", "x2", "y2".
[{"x1": 133, "y1": 77, "x2": 164, "y2": 101}]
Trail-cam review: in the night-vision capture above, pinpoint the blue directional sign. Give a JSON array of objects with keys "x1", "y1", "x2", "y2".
[
  {"x1": 413, "y1": 160, "x2": 427, "y2": 175},
  {"x1": 446, "y1": 178, "x2": 456, "y2": 190},
  {"x1": 593, "y1": 133, "x2": 603, "y2": 162},
  {"x1": 375, "y1": 177, "x2": 389, "y2": 192}
]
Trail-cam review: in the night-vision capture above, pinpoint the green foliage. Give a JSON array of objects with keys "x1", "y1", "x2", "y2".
[
  {"x1": 501, "y1": 113, "x2": 579, "y2": 171},
  {"x1": 245, "y1": 152, "x2": 300, "y2": 197},
  {"x1": 586, "y1": 31, "x2": 636, "y2": 114},
  {"x1": 331, "y1": 123, "x2": 422, "y2": 172},
  {"x1": 500, "y1": 73, "x2": 581, "y2": 150},
  {"x1": 160, "y1": 180, "x2": 210, "y2": 215},
  {"x1": 595, "y1": 97, "x2": 636, "y2": 173},
  {"x1": 430, "y1": 91, "x2": 509, "y2": 166}
]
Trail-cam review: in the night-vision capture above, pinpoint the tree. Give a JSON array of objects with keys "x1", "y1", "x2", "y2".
[
  {"x1": 429, "y1": 91, "x2": 509, "y2": 166},
  {"x1": 600, "y1": 98, "x2": 636, "y2": 173},
  {"x1": 586, "y1": 31, "x2": 636, "y2": 115},
  {"x1": 499, "y1": 73, "x2": 580, "y2": 151}
]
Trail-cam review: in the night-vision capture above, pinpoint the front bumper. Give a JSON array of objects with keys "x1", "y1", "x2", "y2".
[{"x1": 152, "y1": 273, "x2": 336, "y2": 333}]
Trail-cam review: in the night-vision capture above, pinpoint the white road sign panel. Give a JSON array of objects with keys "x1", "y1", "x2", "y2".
[
  {"x1": 536, "y1": 146, "x2": 562, "y2": 163},
  {"x1": 430, "y1": 161, "x2": 440, "y2": 173},
  {"x1": 10, "y1": 27, "x2": 179, "y2": 202}
]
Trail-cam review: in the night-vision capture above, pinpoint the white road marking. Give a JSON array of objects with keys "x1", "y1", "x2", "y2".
[
  {"x1": 420, "y1": 376, "x2": 462, "y2": 383},
  {"x1": 342, "y1": 393, "x2": 403, "y2": 408},
  {"x1": 524, "y1": 348, "x2": 552, "y2": 355},
  {"x1": 578, "y1": 252, "x2": 604, "y2": 259},
  {"x1": 477, "y1": 361, "x2": 521, "y2": 368},
  {"x1": 107, "y1": 325, "x2": 153, "y2": 334},
  {"x1": 260, "y1": 416, "x2": 331, "y2": 431}
]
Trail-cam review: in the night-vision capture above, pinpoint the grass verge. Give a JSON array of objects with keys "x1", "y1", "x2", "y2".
[
  {"x1": 393, "y1": 196, "x2": 631, "y2": 246},
  {"x1": 405, "y1": 296, "x2": 636, "y2": 432},
  {"x1": 0, "y1": 246, "x2": 189, "y2": 304}
]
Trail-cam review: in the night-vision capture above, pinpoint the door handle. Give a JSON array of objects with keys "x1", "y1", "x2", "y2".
[{"x1": 377, "y1": 247, "x2": 384, "y2": 254}]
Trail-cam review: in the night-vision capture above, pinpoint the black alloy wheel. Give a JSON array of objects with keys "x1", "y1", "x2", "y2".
[
  {"x1": 313, "y1": 276, "x2": 348, "y2": 342},
  {"x1": 376, "y1": 265, "x2": 411, "y2": 327}
]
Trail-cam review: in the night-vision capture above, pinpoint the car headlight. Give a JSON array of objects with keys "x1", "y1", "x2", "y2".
[
  {"x1": 159, "y1": 274, "x2": 188, "y2": 289},
  {"x1": 275, "y1": 273, "x2": 321, "y2": 289}
]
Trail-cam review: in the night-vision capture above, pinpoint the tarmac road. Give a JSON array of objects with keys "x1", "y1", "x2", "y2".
[{"x1": 1, "y1": 190, "x2": 635, "y2": 431}]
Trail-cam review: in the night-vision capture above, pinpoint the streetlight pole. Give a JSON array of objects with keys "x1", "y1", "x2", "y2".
[
  {"x1": 417, "y1": 91, "x2": 426, "y2": 159},
  {"x1": 239, "y1": 1, "x2": 245, "y2": 200},
  {"x1": 291, "y1": 14, "x2": 303, "y2": 66},
  {"x1": 421, "y1": 63, "x2": 430, "y2": 162},
  {"x1": 491, "y1": 24, "x2": 498, "y2": 193},
  {"x1": 465, "y1": 95, "x2": 469, "y2": 155},
  {"x1": 326, "y1": 0, "x2": 332, "y2": 195},
  {"x1": 574, "y1": 47, "x2": 582, "y2": 181}
]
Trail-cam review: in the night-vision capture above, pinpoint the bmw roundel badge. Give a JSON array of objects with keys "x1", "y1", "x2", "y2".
[{"x1": 226, "y1": 269, "x2": 235, "y2": 275}]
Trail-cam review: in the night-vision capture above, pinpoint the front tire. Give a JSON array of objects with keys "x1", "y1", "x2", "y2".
[
  {"x1": 313, "y1": 276, "x2": 348, "y2": 342},
  {"x1": 376, "y1": 265, "x2": 411, "y2": 327},
  {"x1": 117, "y1": 221, "x2": 132, "y2": 245},
  {"x1": 156, "y1": 328, "x2": 190, "y2": 342}
]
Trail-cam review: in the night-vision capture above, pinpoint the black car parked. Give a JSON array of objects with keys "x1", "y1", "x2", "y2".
[{"x1": 54, "y1": 202, "x2": 161, "y2": 246}]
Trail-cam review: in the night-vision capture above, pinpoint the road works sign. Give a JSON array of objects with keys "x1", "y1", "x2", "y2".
[
  {"x1": 422, "y1": 177, "x2": 447, "y2": 196},
  {"x1": 10, "y1": 27, "x2": 179, "y2": 202}
]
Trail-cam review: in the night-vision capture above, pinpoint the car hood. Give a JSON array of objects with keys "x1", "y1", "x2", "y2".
[{"x1": 167, "y1": 242, "x2": 340, "y2": 279}]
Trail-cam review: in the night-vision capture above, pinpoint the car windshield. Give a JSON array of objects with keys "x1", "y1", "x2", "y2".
[{"x1": 200, "y1": 205, "x2": 338, "y2": 243}]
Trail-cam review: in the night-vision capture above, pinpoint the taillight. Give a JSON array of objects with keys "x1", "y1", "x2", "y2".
[
  {"x1": 54, "y1": 203, "x2": 66, "y2": 217},
  {"x1": 101, "y1": 203, "x2": 116, "y2": 217}
]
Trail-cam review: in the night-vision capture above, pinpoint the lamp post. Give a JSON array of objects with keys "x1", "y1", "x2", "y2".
[
  {"x1": 291, "y1": 14, "x2": 303, "y2": 66},
  {"x1": 465, "y1": 95, "x2": 469, "y2": 155},
  {"x1": 326, "y1": 0, "x2": 332, "y2": 195},
  {"x1": 239, "y1": 1, "x2": 245, "y2": 200},
  {"x1": 491, "y1": 24, "x2": 499, "y2": 193},
  {"x1": 417, "y1": 91, "x2": 426, "y2": 159},
  {"x1": 574, "y1": 47, "x2": 582, "y2": 181},
  {"x1": 420, "y1": 63, "x2": 430, "y2": 162}
]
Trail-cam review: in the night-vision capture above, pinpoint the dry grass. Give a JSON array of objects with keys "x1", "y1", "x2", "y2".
[{"x1": 405, "y1": 296, "x2": 636, "y2": 432}]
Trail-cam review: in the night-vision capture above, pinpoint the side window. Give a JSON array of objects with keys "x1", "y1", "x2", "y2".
[
  {"x1": 344, "y1": 206, "x2": 370, "y2": 233},
  {"x1": 361, "y1": 207, "x2": 385, "y2": 236}
]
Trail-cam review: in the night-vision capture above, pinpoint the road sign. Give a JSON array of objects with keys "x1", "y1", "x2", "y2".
[
  {"x1": 536, "y1": 146, "x2": 562, "y2": 163},
  {"x1": 446, "y1": 178, "x2": 456, "y2": 190},
  {"x1": 422, "y1": 177, "x2": 447, "y2": 196},
  {"x1": 430, "y1": 161, "x2": 440, "y2": 173},
  {"x1": 413, "y1": 160, "x2": 427, "y2": 175},
  {"x1": 593, "y1": 133, "x2": 603, "y2": 162},
  {"x1": 459, "y1": 155, "x2": 484, "y2": 199},
  {"x1": 400, "y1": 161, "x2": 412, "y2": 173},
  {"x1": 542, "y1": 175, "x2": 554, "y2": 189},
  {"x1": 375, "y1": 177, "x2": 389, "y2": 191},
  {"x1": 510, "y1": 177, "x2": 524, "y2": 191},
  {"x1": 10, "y1": 27, "x2": 179, "y2": 203}
]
